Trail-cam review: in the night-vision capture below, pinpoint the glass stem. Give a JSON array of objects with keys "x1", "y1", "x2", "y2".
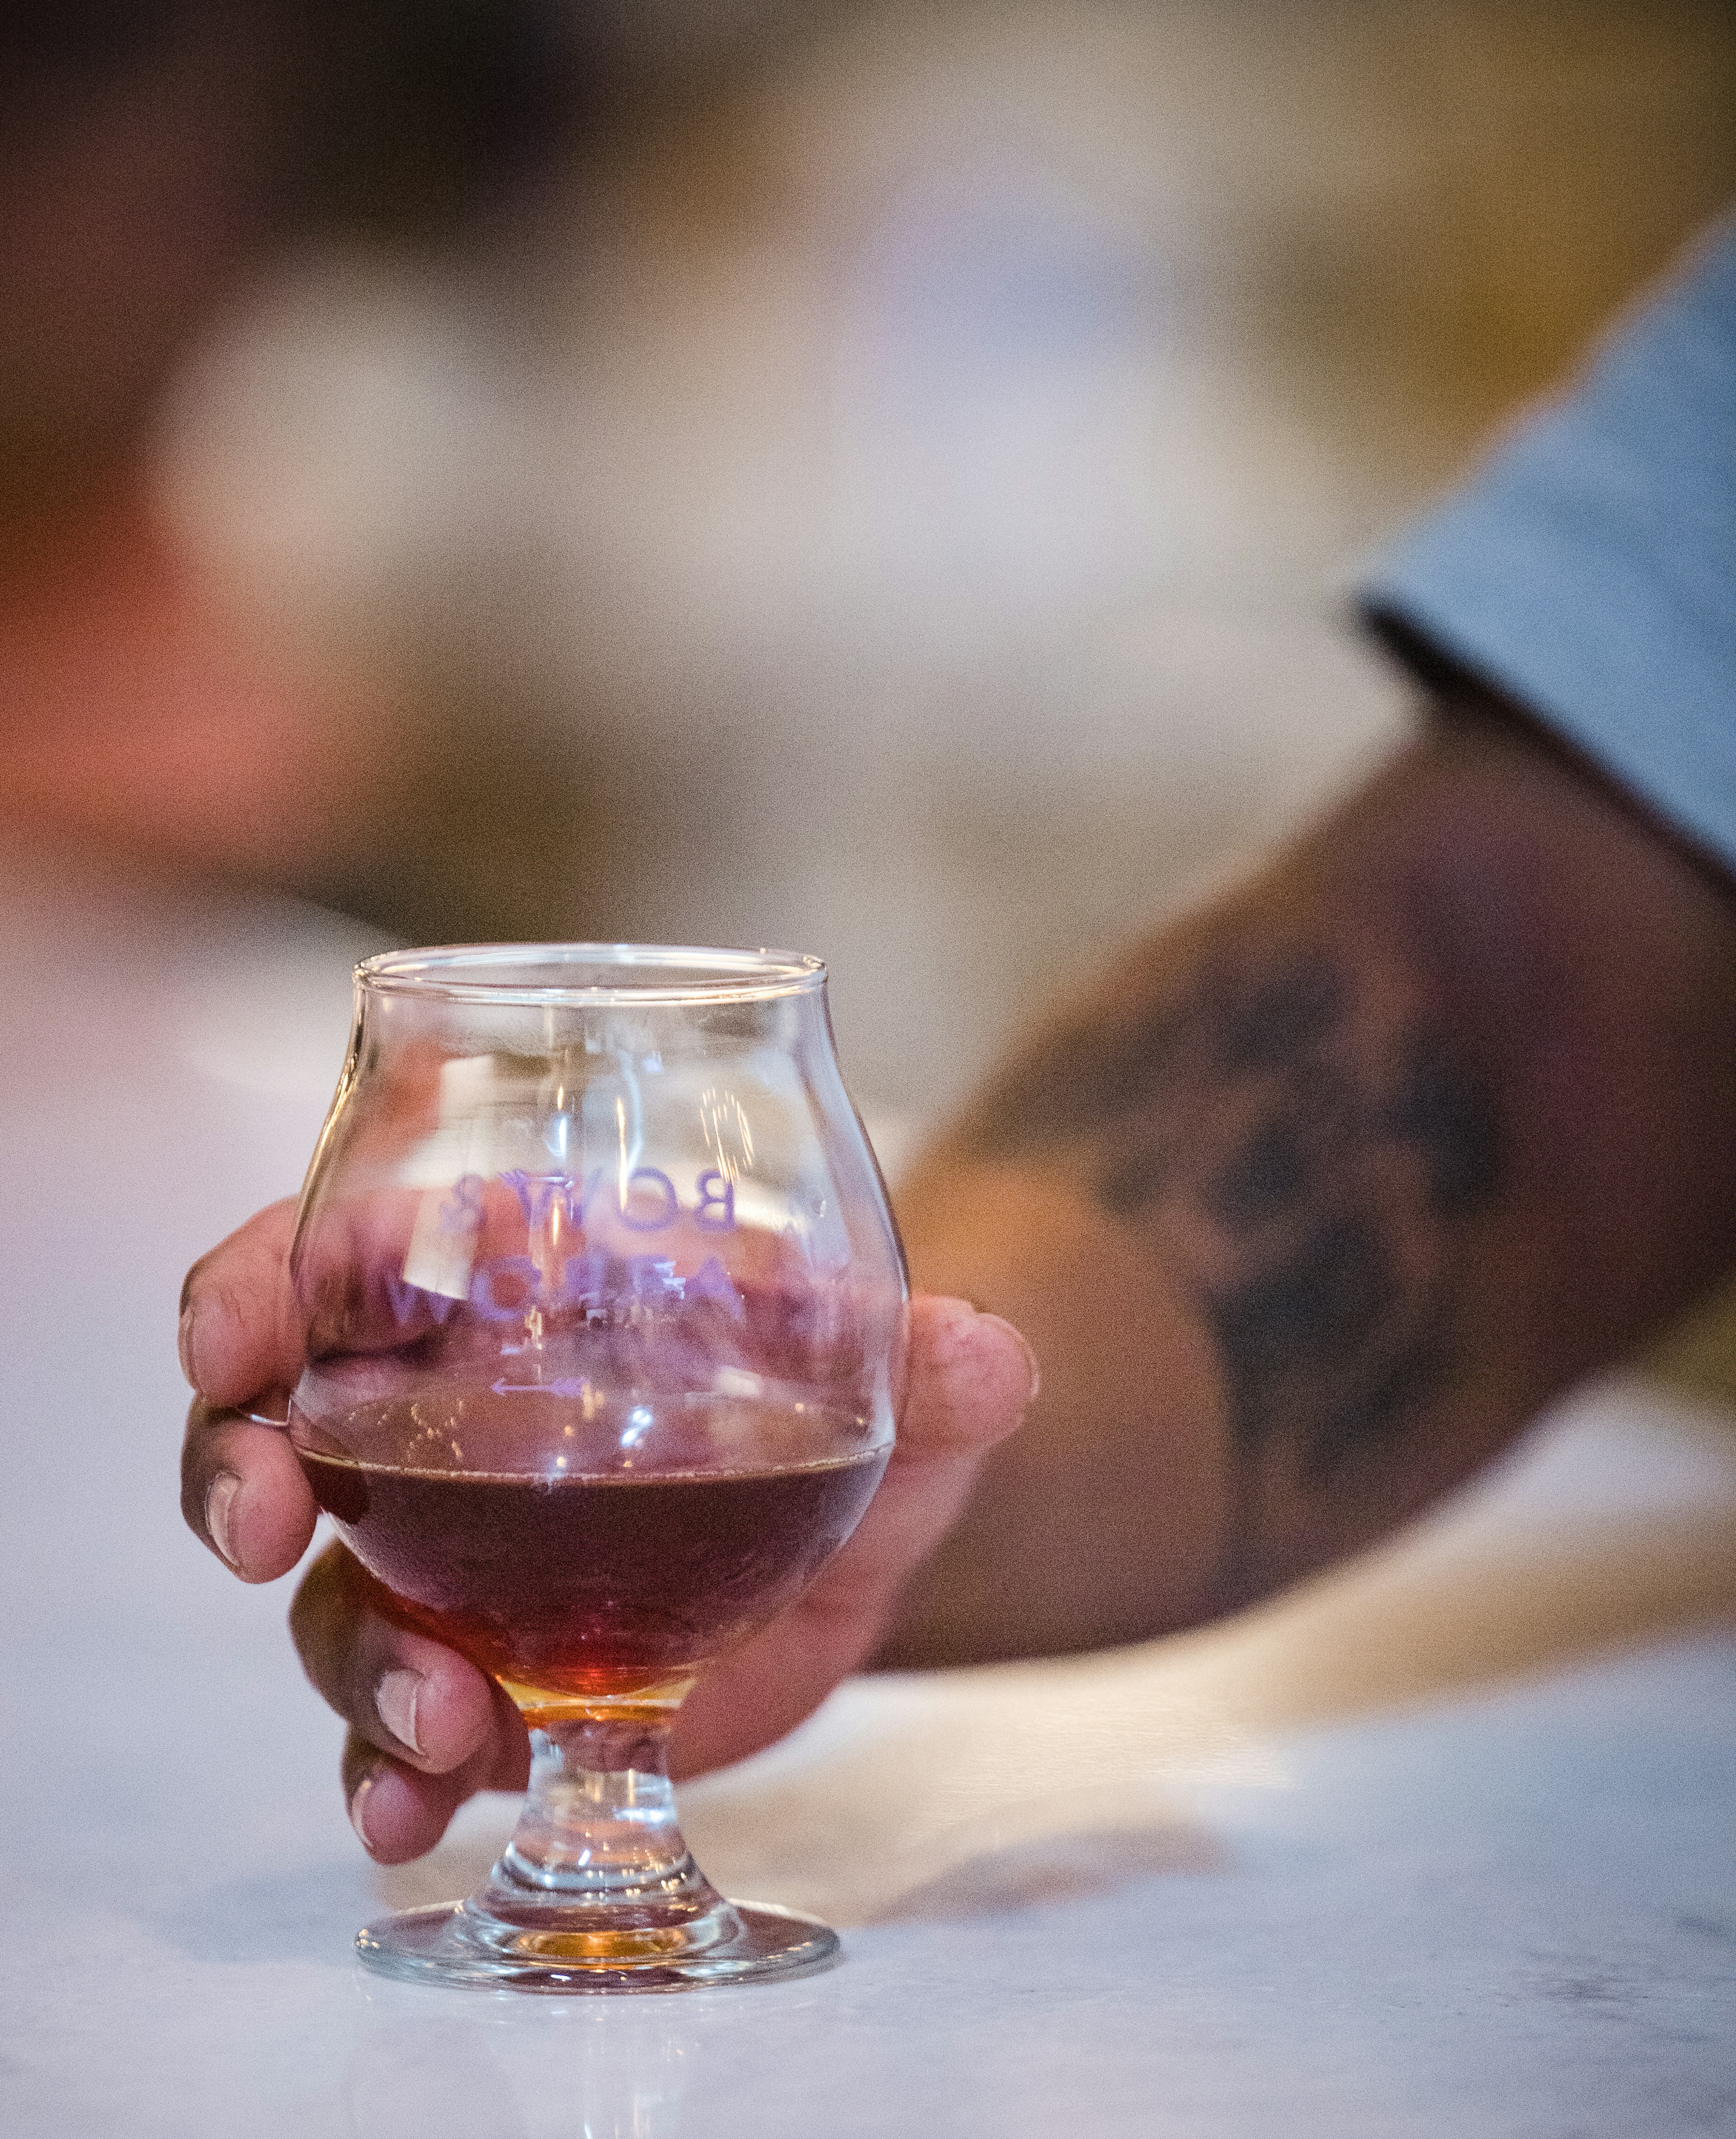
[{"x1": 473, "y1": 1717, "x2": 730, "y2": 1934}]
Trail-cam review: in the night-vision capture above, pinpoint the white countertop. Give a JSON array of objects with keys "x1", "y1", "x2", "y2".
[{"x1": 3, "y1": 849, "x2": 1733, "y2": 2137}]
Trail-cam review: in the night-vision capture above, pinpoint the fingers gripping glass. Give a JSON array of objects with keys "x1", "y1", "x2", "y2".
[{"x1": 286, "y1": 946, "x2": 907, "y2": 1991}]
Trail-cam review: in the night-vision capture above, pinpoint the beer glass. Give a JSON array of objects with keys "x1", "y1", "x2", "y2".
[{"x1": 287, "y1": 946, "x2": 906, "y2": 1990}]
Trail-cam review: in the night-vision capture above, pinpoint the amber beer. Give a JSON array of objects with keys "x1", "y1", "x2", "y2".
[{"x1": 297, "y1": 1385, "x2": 887, "y2": 1722}]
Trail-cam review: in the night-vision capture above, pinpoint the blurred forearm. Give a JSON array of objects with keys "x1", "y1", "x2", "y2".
[{"x1": 881, "y1": 688, "x2": 1736, "y2": 1665}]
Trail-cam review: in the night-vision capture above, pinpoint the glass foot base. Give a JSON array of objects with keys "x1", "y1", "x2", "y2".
[{"x1": 356, "y1": 1900, "x2": 840, "y2": 1994}]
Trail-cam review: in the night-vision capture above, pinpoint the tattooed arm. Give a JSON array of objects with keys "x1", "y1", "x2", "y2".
[{"x1": 881, "y1": 686, "x2": 1736, "y2": 1664}]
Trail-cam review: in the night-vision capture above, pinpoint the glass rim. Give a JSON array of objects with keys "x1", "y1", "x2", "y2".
[{"x1": 356, "y1": 942, "x2": 828, "y2": 1007}]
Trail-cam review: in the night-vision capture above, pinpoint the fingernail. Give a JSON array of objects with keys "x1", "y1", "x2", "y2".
[
  {"x1": 376, "y1": 1669, "x2": 424, "y2": 1756},
  {"x1": 205, "y1": 1472, "x2": 241, "y2": 1569},
  {"x1": 349, "y1": 1770, "x2": 379, "y2": 1852},
  {"x1": 976, "y1": 1313, "x2": 1042, "y2": 1404},
  {"x1": 178, "y1": 1304, "x2": 199, "y2": 1389}
]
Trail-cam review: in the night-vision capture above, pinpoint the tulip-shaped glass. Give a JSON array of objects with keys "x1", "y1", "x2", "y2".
[{"x1": 286, "y1": 946, "x2": 906, "y2": 1991}]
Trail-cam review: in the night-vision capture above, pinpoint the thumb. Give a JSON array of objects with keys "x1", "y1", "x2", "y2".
[{"x1": 672, "y1": 1295, "x2": 1036, "y2": 1777}]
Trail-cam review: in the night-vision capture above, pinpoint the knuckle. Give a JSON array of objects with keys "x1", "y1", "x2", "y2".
[
  {"x1": 178, "y1": 1401, "x2": 225, "y2": 1522},
  {"x1": 178, "y1": 1253, "x2": 210, "y2": 1316},
  {"x1": 341, "y1": 1729, "x2": 398, "y2": 1804},
  {"x1": 288, "y1": 1542, "x2": 363, "y2": 1690}
]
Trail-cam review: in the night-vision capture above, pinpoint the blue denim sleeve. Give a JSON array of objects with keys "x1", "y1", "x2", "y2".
[{"x1": 1362, "y1": 216, "x2": 1736, "y2": 875}]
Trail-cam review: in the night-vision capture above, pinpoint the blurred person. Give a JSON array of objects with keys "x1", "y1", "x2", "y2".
[
  {"x1": 0, "y1": 1, "x2": 349, "y2": 881},
  {"x1": 0, "y1": 0, "x2": 585, "y2": 893},
  {"x1": 179, "y1": 214, "x2": 1736, "y2": 1857}
]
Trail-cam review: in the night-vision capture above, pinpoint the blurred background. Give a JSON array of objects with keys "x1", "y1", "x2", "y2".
[
  {"x1": 4, "y1": 0, "x2": 1734, "y2": 1141},
  {"x1": 10, "y1": 20, "x2": 1736, "y2": 2094}
]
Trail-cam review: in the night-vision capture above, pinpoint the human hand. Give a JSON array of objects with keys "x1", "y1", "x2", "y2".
[{"x1": 179, "y1": 1199, "x2": 1036, "y2": 1862}]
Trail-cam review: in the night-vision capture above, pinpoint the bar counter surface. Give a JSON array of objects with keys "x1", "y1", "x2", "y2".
[{"x1": 3, "y1": 850, "x2": 1734, "y2": 2137}]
